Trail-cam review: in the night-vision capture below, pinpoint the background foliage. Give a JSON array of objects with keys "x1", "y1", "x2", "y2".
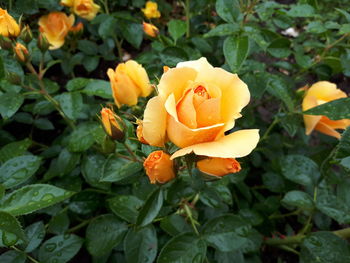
[{"x1": 1, "y1": 0, "x2": 350, "y2": 262}]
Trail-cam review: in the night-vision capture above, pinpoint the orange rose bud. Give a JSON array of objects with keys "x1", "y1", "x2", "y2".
[
  {"x1": 143, "y1": 22, "x2": 159, "y2": 38},
  {"x1": 144, "y1": 151, "x2": 176, "y2": 184},
  {"x1": 0, "y1": 8, "x2": 20, "y2": 38},
  {"x1": 100, "y1": 108, "x2": 125, "y2": 141},
  {"x1": 69, "y1": 22, "x2": 84, "y2": 34},
  {"x1": 142, "y1": 1, "x2": 161, "y2": 19},
  {"x1": 197, "y1": 157, "x2": 241, "y2": 177},
  {"x1": 13, "y1": 42, "x2": 29, "y2": 63},
  {"x1": 136, "y1": 120, "x2": 148, "y2": 144}
]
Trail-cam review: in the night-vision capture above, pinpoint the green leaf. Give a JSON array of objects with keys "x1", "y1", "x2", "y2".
[
  {"x1": 124, "y1": 225, "x2": 158, "y2": 263},
  {"x1": 0, "y1": 211, "x2": 27, "y2": 244},
  {"x1": 0, "y1": 184, "x2": 75, "y2": 216},
  {"x1": 335, "y1": 8, "x2": 350, "y2": 23},
  {"x1": 160, "y1": 214, "x2": 191, "y2": 236},
  {"x1": 98, "y1": 15, "x2": 118, "y2": 39},
  {"x1": 0, "y1": 250, "x2": 26, "y2": 263},
  {"x1": 0, "y1": 92, "x2": 24, "y2": 119},
  {"x1": 108, "y1": 195, "x2": 143, "y2": 223},
  {"x1": 334, "y1": 127, "x2": 350, "y2": 159},
  {"x1": 121, "y1": 22, "x2": 143, "y2": 49},
  {"x1": 0, "y1": 138, "x2": 31, "y2": 164},
  {"x1": 101, "y1": 158, "x2": 143, "y2": 183},
  {"x1": 306, "y1": 21, "x2": 326, "y2": 34},
  {"x1": 24, "y1": 221, "x2": 46, "y2": 253},
  {"x1": 0, "y1": 55, "x2": 5, "y2": 80},
  {"x1": 202, "y1": 214, "x2": 260, "y2": 252},
  {"x1": 86, "y1": 214, "x2": 127, "y2": 257},
  {"x1": 157, "y1": 233, "x2": 207, "y2": 263},
  {"x1": 66, "y1": 78, "x2": 91, "y2": 91},
  {"x1": 281, "y1": 191, "x2": 314, "y2": 210},
  {"x1": 81, "y1": 154, "x2": 110, "y2": 190},
  {"x1": 39, "y1": 234, "x2": 83, "y2": 263},
  {"x1": 300, "y1": 232, "x2": 350, "y2": 263},
  {"x1": 136, "y1": 188, "x2": 163, "y2": 227},
  {"x1": 77, "y1": 40, "x2": 99, "y2": 55},
  {"x1": 54, "y1": 92, "x2": 83, "y2": 120},
  {"x1": 339, "y1": 24, "x2": 350, "y2": 34},
  {"x1": 304, "y1": 98, "x2": 350, "y2": 120},
  {"x1": 204, "y1": 23, "x2": 240, "y2": 38},
  {"x1": 216, "y1": 0, "x2": 241, "y2": 23},
  {"x1": 68, "y1": 123, "x2": 99, "y2": 152},
  {"x1": 266, "y1": 76, "x2": 294, "y2": 111},
  {"x1": 82, "y1": 79, "x2": 112, "y2": 99},
  {"x1": 0, "y1": 155, "x2": 41, "y2": 189},
  {"x1": 281, "y1": 155, "x2": 319, "y2": 186},
  {"x1": 48, "y1": 211, "x2": 70, "y2": 235},
  {"x1": 44, "y1": 149, "x2": 80, "y2": 180},
  {"x1": 287, "y1": 4, "x2": 315, "y2": 17},
  {"x1": 159, "y1": 47, "x2": 188, "y2": 67},
  {"x1": 223, "y1": 36, "x2": 249, "y2": 72},
  {"x1": 267, "y1": 38, "x2": 291, "y2": 58},
  {"x1": 34, "y1": 118, "x2": 54, "y2": 130},
  {"x1": 168, "y1": 20, "x2": 187, "y2": 42}
]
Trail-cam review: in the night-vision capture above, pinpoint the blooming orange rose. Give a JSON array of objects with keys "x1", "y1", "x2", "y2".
[
  {"x1": 140, "y1": 57, "x2": 260, "y2": 160},
  {"x1": 61, "y1": 0, "x2": 100, "y2": 21},
  {"x1": 197, "y1": 157, "x2": 241, "y2": 177},
  {"x1": 143, "y1": 22, "x2": 159, "y2": 37},
  {"x1": 302, "y1": 81, "x2": 350, "y2": 139},
  {"x1": 100, "y1": 108, "x2": 124, "y2": 141},
  {"x1": 38, "y1": 12, "x2": 75, "y2": 50},
  {"x1": 0, "y1": 8, "x2": 20, "y2": 37},
  {"x1": 144, "y1": 151, "x2": 175, "y2": 184},
  {"x1": 107, "y1": 60, "x2": 152, "y2": 108},
  {"x1": 142, "y1": 1, "x2": 161, "y2": 19},
  {"x1": 13, "y1": 42, "x2": 29, "y2": 63}
]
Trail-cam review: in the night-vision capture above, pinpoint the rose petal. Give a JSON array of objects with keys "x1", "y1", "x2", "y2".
[
  {"x1": 143, "y1": 96, "x2": 167, "y2": 147},
  {"x1": 302, "y1": 94, "x2": 322, "y2": 135},
  {"x1": 171, "y1": 129, "x2": 260, "y2": 159},
  {"x1": 196, "y1": 98, "x2": 221, "y2": 127},
  {"x1": 176, "y1": 57, "x2": 214, "y2": 72},
  {"x1": 124, "y1": 60, "x2": 152, "y2": 97},
  {"x1": 307, "y1": 81, "x2": 347, "y2": 101},
  {"x1": 176, "y1": 88, "x2": 197, "y2": 128},
  {"x1": 315, "y1": 122, "x2": 341, "y2": 139}
]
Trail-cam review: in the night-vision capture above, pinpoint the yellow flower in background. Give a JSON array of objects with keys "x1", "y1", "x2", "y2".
[
  {"x1": 0, "y1": 8, "x2": 20, "y2": 37},
  {"x1": 143, "y1": 22, "x2": 159, "y2": 37},
  {"x1": 142, "y1": 1, "x2": 161, "y2": 19},
  {"x1": 197, "y1": 157, "x2": 241, "y2": 177},
  {"x1": 100, "y1": 108, "x2": 125, "y2": 141},
  {"x1": 140, "y1": 57, "x2": 260, "y2": 160},
  {"x1": 144, "y1": 151, "x2": 175, "y2": 184},
  {"x1": 302, "y1": 81, "x2": 350, "y2": 139},
  {"x1": 38, "y1": 12, "x2": 75, "y2": 50},
  {"x1": 61, "y1": 0, "x2": 100, "y2": 20},
  {"x1": 107, "y1": 60, "x2": 152, "y2": 108}
]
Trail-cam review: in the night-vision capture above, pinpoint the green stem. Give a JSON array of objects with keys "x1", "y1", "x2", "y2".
[
  {"x1": 114, "y1": 37, "x2": 123, "y2": 61},
  {"x1": 123, "y1": 142, "x2": 142, "y2": 163},
  {"x1": 269, "y1": 209, "x2": 301, "y2": 219},
  {"x1": 260, "y1": 118, "x2": 279, "y2": 142},
  {"x1": 67, "y1": 217, "x2": 98, "y2": 233},
  {"x1": 11, "y1": 246, "x2": 40, "y2": 263},
  {"x1": 184, "y1": 204, "x2": 199, "y2": 235},
  {"x1": 102, "y1": 0, "x2": 109, "y2": 14},
  {"x1": 185, "y1": 0, "x2": 190, "y2": 38}
]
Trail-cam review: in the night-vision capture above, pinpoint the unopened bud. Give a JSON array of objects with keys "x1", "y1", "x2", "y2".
[
  {"x1": 13, "y1": 42, "x2": 29, "y2": 63},
  {"x1": 20, "y1": 25, "x2": 33, "y2": 43},
  {"x1": 100, "y1": 107, "x2": 125, "y2": 142},
  {"x1": 142, "y1": 22, "x2": 159, "y2": 38},
  {"x1": 0, "y1": 35, "x2": 13, "y2": 50},
  {"x1": 37, "y1": 33, "x2": 50, "y2": 53},
  {"x1": 197, "y1": 157, "x2": 241, "y2": 177},
  {"x1": 144, "y1": 151, "x2": 176, "y2": 184}
]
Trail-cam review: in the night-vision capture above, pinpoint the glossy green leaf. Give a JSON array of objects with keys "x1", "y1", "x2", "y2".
[
  {"x1": 82, "y1": 79, "x2": 112, "y2": 99},
  {"x1": 108, "y1": 195, "x2": 143, "y2": 223},
  {"x1": 216, "y1": 0, "x2": 241, "y2": 23},
  {"x1": 86, "y1": 214, "x2": 127, "y2": 257},
  {"x1": 160, "y1": 214, "x2": 191, "y2": 236},
  {"x1": 0, "y1": 211, "x2": 27, "y2": 244},
  {"x1": 204, "y1": 23, "x2": 240, "y2": 38},
  {"x1": 24, "y1": 221, "x2": 46, "y2": 252},
  {"x1": 287, "y1": 4, "x2": 315, "y2": 17},
  {"x1": 0, "y1": 138, "x2": 31, "y2": 164},
  {"x1": 168, "y1": 20, "x2": 187, "y2": 42},
  {"x1": 266, "y1": 76, "x2": 294, "y2": 111},
  {"x1": 68, "y1": 123, "x2": 99, "y2": 152},
  {"x1": 267, "y1": 38, "x2": 291, "y2": 58},
  {"x1": 136, "y1": 188, "x2": 163, "y2": 227},
  {"x1": 0, "y1": 92, "x2": 24, "y2": 119},
  {"x1": 101, "y1": 158, "x2": 143, "y2": 183},
  {"x1": 0, "y1": 184, "x2": 75, "y2": 216},
  {"x1": 224, "y1": 36, "x2": 249, "y2": 72},
  {"x1": 65, "y1": 78, "x2": 91, "y2": 91},
  {"x1": 282, "y1": 191, "x2": 314, "y2": 210},
  {"x1": 303, "y1": 98, "x2": 350, "y2": 120},
  {"x1": 39, "y1": 234, "x2": 83, "y2": 263},
  {"x1": 0, "y1": 250, "x2": 26, "y2": 263},
  {"x1": 0, "y1": 155, "x2": 41, "y2": 189},
  {"x1": 157, "y1": 233, "x2": 206, "y2": 263},
  {"x1": 54, "y1": 92, "x2": 83, "y2": 120},
  {"x1": 124, "y1": 225, "x2": 157, "y2": 263}
]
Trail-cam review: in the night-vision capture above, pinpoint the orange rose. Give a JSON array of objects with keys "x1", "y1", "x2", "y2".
[
  {"x1": 13, "y1": 42, "x2": 29, "y2": 63},
  {"x1": 197, "y1": 157, "x2": 241, "y2": 177},
  {"x1": 142, "y1": 1, "x2": 161, "y2": 19},
  {"x1": 0, "y1": 8, "x2": 20, "y2": 37},
  {"x1": 107, "y1": 60, "x2": 152, "y2": 108},
  {"x1": 144, "y1": 151, "x2": 175, "y2": 184},
  {"x1": 140, "y1": 57, "x2": 259, "y2": 160},
  {"x1": 143, "y1": 22, "x2": 159, "y2": 38},
  {"x1": 100, "y1": 108, "x2": 124, "y2": 141},
  {"x1": 38, "y1": 12, "x2": 75, "y2": 50},
  {"x1": 61, "y1": 0, "x2": 100, "y2": 21},
  {"x1": 302, "y1": 81, "x2": 350, "y2": 139}
]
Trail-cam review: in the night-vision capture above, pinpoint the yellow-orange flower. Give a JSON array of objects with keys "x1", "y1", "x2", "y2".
[
  {"x1": 302, "y1": 81, "x2": 350, "y2": 139},
  {"x1": 0, "y1": 8, "x2": 20, "y2": 37},
  {"x1": 61, "y1": 0, "x2": 100, "y2": 21},
  {"x1": 143, "y1": 22, "x2": 159, "y2": 37},
  {"x1": 13, "y1": 42, "x2": 29, "y2": 63},
  {"x1": 144, "y1": 151, "x2": 175, "y2": 184},
  {"x1": 38, "y1": 12, "x2": 75, "y2": 50},
  {"x1": 197, "y1": 157, "x2": 241, "y2": 177},
  {"x1": 140, "y1": 57, "x2": 259, "y2": 160},
  {"x1": 136, "y1": 120, "x2": 149, "y2": 144},
  {"x1": 70, "y1": 22, "x2": 84, "y2": 33},
  {"x1": 100, "y1": 108, "x2": 124, "y2": 141},
  {"x1": 107, "y1": 60, "x2": 152, "y2": 108},
  {"x1": 142, "y1": 1, "x2": 161, "y2": 19}
]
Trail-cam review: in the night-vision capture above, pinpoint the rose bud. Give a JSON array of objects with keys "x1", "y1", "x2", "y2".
[
  {"x1": 144, "y1": 151, "x2": 176, "y2": 184},
  {"x1": 20, "y1": 25, "x2": 33, "y2": 43},
  {"x1": 100, "y1": 108, "x2": 125, "y2": 142},
  {"x1": 0, "y1": 8, "x2": 20, "y2": 38},
  {"x1": 143, "y1": 22, "x2": 159, "y2": 38},
  {"x1": 37, "y1": 33, "x2": 50, "y2": 53},
  {"x1": 197, "y1": 157, "x2": 241, "y2": 177},
  {"x1": 142, "y1": 1, "x2": 161, "y2": 19},
  {"x1": 13, "y1": 42, "x2": 30, "y2": 63}
]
